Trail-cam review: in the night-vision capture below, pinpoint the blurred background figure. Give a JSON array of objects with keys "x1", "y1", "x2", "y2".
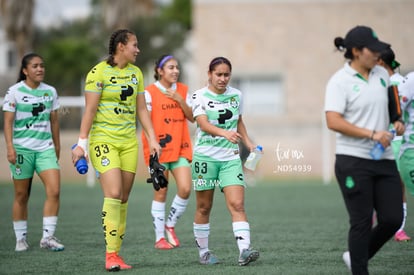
[{"x1": 377, "y1": 47, "x2": 411, "y2": 242}]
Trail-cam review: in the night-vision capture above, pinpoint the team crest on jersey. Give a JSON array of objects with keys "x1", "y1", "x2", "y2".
[
  {"x1": 101, "y1": 156, "x2": 110, "y2": 166},
  {"x1": 380, "y1": 78, "x2": 386, "y2": 87},
  {"x1": 4, "y1": 98, "x2": 14, "y2": 108},
  {"x1": 42, "y1": 93, "x2": 53, "y2": 102},
  {"x1": 230, "y1": 97, "x2": 239, "y2": 108},
  {"x1": 194, "y1": 175, "x2": 206, "y2": 187},
  {"x1": 96, "y1": 81, "x2": 103, "y2": 90},
  {"x1": 15, "y1": 165, "x2": 22, "y2": 175},
  {"x1": 352, "y1": 84, "x2": 360, "y2": 93},
  {"x1": 131, "y1": 74, "x2": 138, "y2": 85}
]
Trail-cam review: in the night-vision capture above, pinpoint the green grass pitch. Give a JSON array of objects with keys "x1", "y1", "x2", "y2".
[{"x1": 0, "y1": 180, "x2": 413, "y2": 274}]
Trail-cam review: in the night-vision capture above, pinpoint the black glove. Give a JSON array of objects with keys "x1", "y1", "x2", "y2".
[{"x1": 146, "y1": 153, "x2": 168, "y2": 191}]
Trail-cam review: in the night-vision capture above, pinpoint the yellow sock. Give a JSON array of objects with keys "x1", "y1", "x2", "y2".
[
  {"x1": 102, "y1": 197, "x2": 121, "y2": 253},
  {"x1": 116, "y1": 202, "x2": 128, "y2": 253}
]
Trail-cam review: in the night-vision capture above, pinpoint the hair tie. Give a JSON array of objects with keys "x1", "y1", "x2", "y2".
[{"x1": 158, "y1": 55, "x2": 173, "y2": 68}]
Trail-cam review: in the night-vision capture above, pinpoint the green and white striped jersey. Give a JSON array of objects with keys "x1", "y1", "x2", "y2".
[
  {"x1": 2, "y1": 81, "x2": 60, "y2": 152},
  {"x1": 191, "y1": 86, "x2": 243, "y2": 161}
]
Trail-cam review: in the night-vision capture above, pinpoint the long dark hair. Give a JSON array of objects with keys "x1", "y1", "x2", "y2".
[
  {"x1": 106, "y1": 29, "x2": 135, "y2": 67},
  {"x1": 17, "y1": 53, "x2": 42, "y2": 82}
]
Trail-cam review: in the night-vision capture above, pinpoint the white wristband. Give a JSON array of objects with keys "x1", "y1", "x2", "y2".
[{"x1": 77, "y1": 137, "x2": 88, "y2": 156}]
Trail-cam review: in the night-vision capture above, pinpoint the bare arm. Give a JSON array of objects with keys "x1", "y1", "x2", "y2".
[
  {"x1": 79, "y1": 92, "x2": 100, "y2": 139},
  {"x1": 326, "y1": 111, "x2": 393, "y2": 147},
  {"x1": 72, "y1": 92, "x2": 100, "y2": 163},
  {"x1": 4, "y1": 111, "x2": 16, "y2": 164},
  {"x1": 392, "y1": 120, "x2": 405, "y2": 136},
  {"x1": 196, "y1": 114, "x2": 241, "y2": 144},
  {"x1": 165, "y1": 89, "x2": 194, "y2": 122},
  {"x1": 50, "y1": 110, "x2": 60, "y2": 159},
  {"x1": 237, "y1": 115, "x2": 255, "y2": 151},
  {"x1": 137, "y1": 93, "x2": 161, "y2": 155}
]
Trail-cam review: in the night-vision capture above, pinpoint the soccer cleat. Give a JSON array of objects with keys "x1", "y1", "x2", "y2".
[
  {"x1": 105, "y1": 252, "x2": 121, "y2": 272},
  {"x1": 394, "y1": 230, "x2": 411, "y2": 242},
  {"x1": 165, "y1": 226, "x2": 180, "y2": 247},
  {"x1": 238, "y1": 248, "x2": 259, "y2": 266},
  {"x1": 40, "y1": 236, "x2": 64, "y2": 251},
  {"x1": 15, "y1": 239, "x2": 29, "y2": 252},
  {"x1": 154, "y1": 238, "x2": 174, "y2": 250},
  {"x1": 115, "y1": 254, "x2": 132, "y2": 270},
  {"x1": 342, "y1": 251, "x2": 351, "y2": 271},
  {"x1": 199, "y1": 251, "x2": 220, "y2": 265}
]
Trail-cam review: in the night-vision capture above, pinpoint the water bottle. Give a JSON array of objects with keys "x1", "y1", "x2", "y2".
[
  {"x1": 244, "y1": 145, "x2": 263, "y2": 171},
  {"x1": 71, "y1": 144, "x2": 88, "y2": 174},
  {"x1": 369, "y1": 129, "x2": 396, "y2": 160}
]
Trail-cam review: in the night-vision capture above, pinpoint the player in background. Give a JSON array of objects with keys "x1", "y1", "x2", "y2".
[
  {"x1": 71, "y1": 29, "x2": 160, "y2": 272},
  {"x1": 325, "y1": 26, "x2": 404, "y2": 275},
  {"x1": 142, "y1": 54, "x2": 194, "y2": 249},
  {"x1": 191, "y1": 57, "x2": 259, "y2": 266},
  {"x1": 3, "y1": 53, "x2": 64, "y2": 252},
  {"x1": 397, "y1": 72, "x2": 414, "y2": 226},
  {"x1": 377, "y1": 47, "x2": 411, "y2": 242}
]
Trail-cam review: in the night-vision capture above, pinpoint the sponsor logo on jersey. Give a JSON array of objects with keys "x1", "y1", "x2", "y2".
[{"x1": 162, "y1": 102, "x2": 180, "y2": 110}]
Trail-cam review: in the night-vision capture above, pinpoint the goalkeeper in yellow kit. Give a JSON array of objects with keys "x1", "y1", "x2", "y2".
[{"x1": 71, "y1": 29, "x2": 160, "y2": 272}]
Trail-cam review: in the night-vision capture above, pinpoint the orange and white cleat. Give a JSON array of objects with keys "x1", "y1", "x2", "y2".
[
  {"x1": 154, "y1": 238, "x2": 174, "y2": 250},
  {"x1": 165, "y1": 226, "x2": 180, "y2": 247}
]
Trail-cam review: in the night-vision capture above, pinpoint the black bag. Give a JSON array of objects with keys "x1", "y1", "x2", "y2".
[{"x1": 146, "y1": 153, "x2": 168, "y2": 191}]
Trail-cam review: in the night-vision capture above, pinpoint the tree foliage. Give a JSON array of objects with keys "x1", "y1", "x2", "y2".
[
  {"x1": 33, "y1": 19, "x2": 103, "y2": 96},
  {"x1": 31, "y1": 0, "x2": 192, "y2": 96},
  {"x1": 160, "y1": 0, "x2": 192, "y2": 30},
  {"x1": 0, "y1": 0, "x2": 34, "y2": 61}
]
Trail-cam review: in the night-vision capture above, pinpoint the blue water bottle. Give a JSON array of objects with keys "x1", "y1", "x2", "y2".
[
  {"x1": 369, "y1": 129, "x2": 396, "y2": 160},
  {"x1": 71, "y1": 144, "x2": 88, "y2": 174}
]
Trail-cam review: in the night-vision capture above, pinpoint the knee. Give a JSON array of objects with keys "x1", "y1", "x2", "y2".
[
  {"x1": 154, "y1": 188, "x2": 168, "y2": 201},
  {"x1": 47, "y1": 189, "x2": 61, "y2": 200},
  {"x1": 177, "y1": 185, "x2": 191, "y2": 199},
  {"x1": 197, "y1": 204, "x2": 212, "y2": 217},
  {"x1": 229, "y1": 200, "x2": 245, "y2": 214},
  {"x1": 14, "y1": 191, "x2": 29, "y2": 204}
]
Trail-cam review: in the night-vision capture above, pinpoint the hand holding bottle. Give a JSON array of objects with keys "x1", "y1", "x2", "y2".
[
  {"x1": 244, "y1": 145, "x2": 263, "y2": 171},
  {"x1": 369, "y1": 129, "x2": 396, "y2": 160},
  {"x1": 71, "y1": 144, "x2": 89, "y2": 174}
]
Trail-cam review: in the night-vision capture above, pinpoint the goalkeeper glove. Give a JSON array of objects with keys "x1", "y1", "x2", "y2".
[{"x1": 146, "y1": 153, "x2": 168, "y2": 191}]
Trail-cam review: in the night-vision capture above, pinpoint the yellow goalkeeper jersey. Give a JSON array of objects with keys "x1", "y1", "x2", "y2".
[{"x1": 84, "y1": 61, "x2": 144, "y2": 143}]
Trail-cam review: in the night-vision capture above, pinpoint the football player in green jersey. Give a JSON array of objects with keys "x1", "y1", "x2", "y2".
[
  {"x1": 3, "y1": 53, "x2": 64, "y2": 252},
  {"x1": 191, "y1": 57, "x2": 259, "y2": 266}
]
